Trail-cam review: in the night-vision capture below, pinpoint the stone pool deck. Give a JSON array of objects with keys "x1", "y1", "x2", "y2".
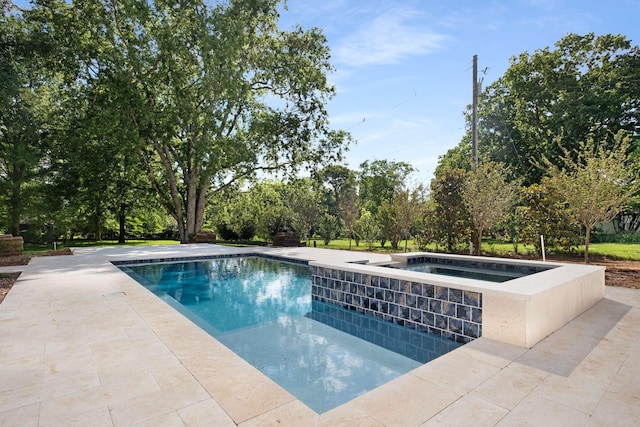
[{"x1": 0, "y1": 245, "x2": 638, "y2": 426}]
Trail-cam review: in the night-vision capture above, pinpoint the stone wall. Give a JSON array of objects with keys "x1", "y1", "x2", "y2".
[
  {"x1": 0, "y1": 235, "x2": 23, "y2": 257},
  {"x1": 189, "y1": 231, "x2": 217, "y2": 243},
  {"x1": 271, "y1": 232, "x2": 305, "y2": 247}
]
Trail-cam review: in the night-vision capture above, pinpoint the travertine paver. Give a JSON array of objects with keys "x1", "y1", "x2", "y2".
[
  {"x1": 320, "y1": 374, "x2": 460, "y2": 426},
  {"x1": 237, "y1": 400, "x2": 318, "y2": 427},
  {"x1": 495, "y1": 396, "x2": 591, "y2": 426},
  {"x1": 0, "y1": 245, "x2": 639, "y2": 426},
  {"x1": 470, "y1": 364, "x2": 549, "y2": 409},
  {"x1": 411, "y1": 347, "x2": 503, "y2": 396},
  {"x1": 421, "y1": 393, "x2": 509, "y2": 426},
  {"x1": 178, "y1": 399, "x2": 237, "y2": 427}
]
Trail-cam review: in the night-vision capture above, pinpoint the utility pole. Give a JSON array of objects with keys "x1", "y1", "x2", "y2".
[
  {"x1": 472, "y1": 54, "x2": 478, "y2": 168},
  {"x1": 470, "y1": 55, "x2": 479, "y2": 256}
]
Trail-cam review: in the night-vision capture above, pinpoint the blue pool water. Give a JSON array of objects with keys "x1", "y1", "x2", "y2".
[
  {"x1": 401, "y1": 263, "x2": 523, "y2": 282},
  {"x1": 120, "y1": 256, "x2": 461, "y2": 413}
]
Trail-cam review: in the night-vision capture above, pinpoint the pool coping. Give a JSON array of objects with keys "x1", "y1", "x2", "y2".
[{"x1": 0, "y1": 244, "x2": 638, "y2": 426}]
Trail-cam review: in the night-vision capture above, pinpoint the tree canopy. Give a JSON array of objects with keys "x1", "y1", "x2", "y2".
[
  {"x1": 88, "y1": 0, "x2": 348, "y2": 242},
  {"x1": 440, "y1": 33, "x2": 640, "y2": 186},
  {"x1": 2, "y1": 0, "x2": 349, "y2": 242},
  {"x1": 358, "y1": 159, "x2": 414, "y2": 214},
  {"x1": 433, "y1": 32, "x2": 640, "y2": 256},
  {"x1": 463, "y1": 162, "x2": 519, "y2": 255},
  {"x1": 544, "y1": 133, "x2": 639, "y2": 262}
]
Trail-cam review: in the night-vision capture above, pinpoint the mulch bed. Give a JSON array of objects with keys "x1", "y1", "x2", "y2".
[{"x1": 0, "y1": 273, "x2": 20, "y2": 304}]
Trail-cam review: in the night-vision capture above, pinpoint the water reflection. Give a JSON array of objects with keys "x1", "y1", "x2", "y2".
[
  {"x1": 217, "y1": 313, "x2": 410, "y2": 413},
  {"x1": 123, "y1": 256, "x2": 451, "y2": 413},
  {"x1": 126, "y1": 257, "x2": 312, "y2": 333}
]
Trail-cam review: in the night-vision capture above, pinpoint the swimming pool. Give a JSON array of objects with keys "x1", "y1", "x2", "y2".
[
  {"x1": 119, "y1": 256, "x2": 461, "y2": 413},
  {"x1": 391, "y1": 254, "x2": 554, "y2": 283}
]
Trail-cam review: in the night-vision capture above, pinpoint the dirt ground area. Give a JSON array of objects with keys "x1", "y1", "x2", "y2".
[
  {"x1": 543, "y1": 254, "x2": 640, "y2": 290},
  {"x1": 0, "y1": 249, "x2": 638, "y2": 304},
  {"x1": 590, "y1": 259, "x2": 640, "y2": 288}
]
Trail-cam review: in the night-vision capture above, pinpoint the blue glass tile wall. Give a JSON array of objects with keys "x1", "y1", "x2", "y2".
[{"x1": 311, "y1": 266, "x2": 482, "y2": 344}]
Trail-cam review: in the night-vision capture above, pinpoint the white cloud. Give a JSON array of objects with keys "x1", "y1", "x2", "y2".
[{"x1": 334, "y1": 8, "x2": 449, "y2": 67}]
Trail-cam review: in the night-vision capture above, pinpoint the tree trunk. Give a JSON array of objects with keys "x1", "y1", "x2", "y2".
[
  {"x1": 475, "y1": 229, "x2": 483, "y2": 256},
  {"x1": 94, "y1": 208, "x2": 102, "y2": 241},
  {"x1": 9, "y1": 160, "x2": 24, "y2": 237},
  {"x1": 118, "y1": 203, "x2": 126, "y2": 244},
  {"x1": 177, "y1": 218, "x2": 187, "y2": 244},
  {"x1": 194, "y1": 176, "x2": 210, "y2": 235},
  {"x1": 10, "y1": 183, "x2": 21, "y2": 237},
  {"x1": 584, "y1": 226, "x2": 591, "y2": 263},
  {"x1": 185, "y1": 171, "x2": 198, "y2": 240},
  {"x1": 155, "y1": 145, "x2": 187, "y2": 243}
]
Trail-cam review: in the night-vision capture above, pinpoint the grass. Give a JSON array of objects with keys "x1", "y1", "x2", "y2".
[
  {"x1": 312, "y1": 238, "x2": 640, "y2": 261},
  {"x1": 308, "y1": 238, "x2": 403, "y2": 252},
  {"x1": 311, "y1": 238, "x2": 534, "y2": 255},
  {"x1": 24, "y1": 239, "x2": 180, "y2": 255},
  {"x1": 579, "y1": 243, "x2": 640, "y2": 260},
  {"x1": 22, "y1": 237, "x2": 640, "y2": 261},
  {"x1": 308, "y1": 238, "x2": 444, "y2": 253}
]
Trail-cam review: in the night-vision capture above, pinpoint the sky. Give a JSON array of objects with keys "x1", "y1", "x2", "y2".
[{"x1": 277, "y1": 0, "x2": 640, "y2": 183}]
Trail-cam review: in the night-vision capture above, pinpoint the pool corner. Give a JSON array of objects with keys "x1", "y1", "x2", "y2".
[{"x1": 482, "y1": 263, "x2": 605, "y2": 347}]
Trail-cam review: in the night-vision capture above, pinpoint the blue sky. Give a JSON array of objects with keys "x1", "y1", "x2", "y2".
[{"x1": 278, "y1": 0, "x2": 640, "y2": 183}]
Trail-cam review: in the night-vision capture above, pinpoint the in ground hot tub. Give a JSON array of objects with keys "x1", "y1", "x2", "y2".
[{"x1": 310, "y1": 252, "x2": 604, "y2": 348}]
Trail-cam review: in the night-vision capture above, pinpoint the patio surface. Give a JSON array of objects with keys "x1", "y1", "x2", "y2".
[{"x1": 0, "y1": 244, "x2": 638, "y2": 426}]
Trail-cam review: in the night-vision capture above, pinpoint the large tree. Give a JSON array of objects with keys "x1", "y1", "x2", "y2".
[
  {"x1": 463, "y1": 162, "x2": 519, "y2": 255},
  {"x1": 0, "y1": 2, "x2": 61, "y2": 236},
  {"x1": 439, "y1": 33, "x2": 640, "y2": 186},
  {"x1": 481, "y1": 33, "x2": 640, "y2": 185},
  {"x1": 545, "y1": 133, "x2": 639, "y2": 262},
  {"x1": 53, "y1": 91, "x2": 149, "y2": 242},
  {"x1": 286, "y1": 178, "x2": 322, "y2": 243},
  {"x1": 67, "y1": 0, "x2": 348, "y2": 243},
  {"x1": 515, "y1": 179, "x2": 579, "y2": 252},
  {"x1": 315, "y1": 164, "x2": 355, "y2": 216},
  {"x1": 429, "y1": 167, "x2": 470, "y2": 252},
  {"x1": 358, "y1": 159, "x2": 414, "y2": 214},
  {"x1": 378, "y1": 187, "x2": 424, "y2": 251}
]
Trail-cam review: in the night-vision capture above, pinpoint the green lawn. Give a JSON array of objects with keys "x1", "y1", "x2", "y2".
[
  {"x1": 312, "y1": 238, "x2": 640, "y2": 261},
  {"x1": 487, "y1": 241, "x2": 640, "y2": 261},
  {"x1": 311, "y1": 238, "x2": 534, "y2": 255},
  {"x1": 24, "y1": 239, "x2": 180, "y2": 255},
  {"x1": 22, "y1": 237, "x2": 640, "y2": 261},
  {"x1": 580, "y1": 243, "x2": 640, "y2": 260}
]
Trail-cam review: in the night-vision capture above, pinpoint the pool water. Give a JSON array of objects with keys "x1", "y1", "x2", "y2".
[
  {"x1": 121, "y1": 256, "x2": 461, "y2": 413},
  {"x1": 401, "y1": 263, "x2": 525, "y2": 283}
]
